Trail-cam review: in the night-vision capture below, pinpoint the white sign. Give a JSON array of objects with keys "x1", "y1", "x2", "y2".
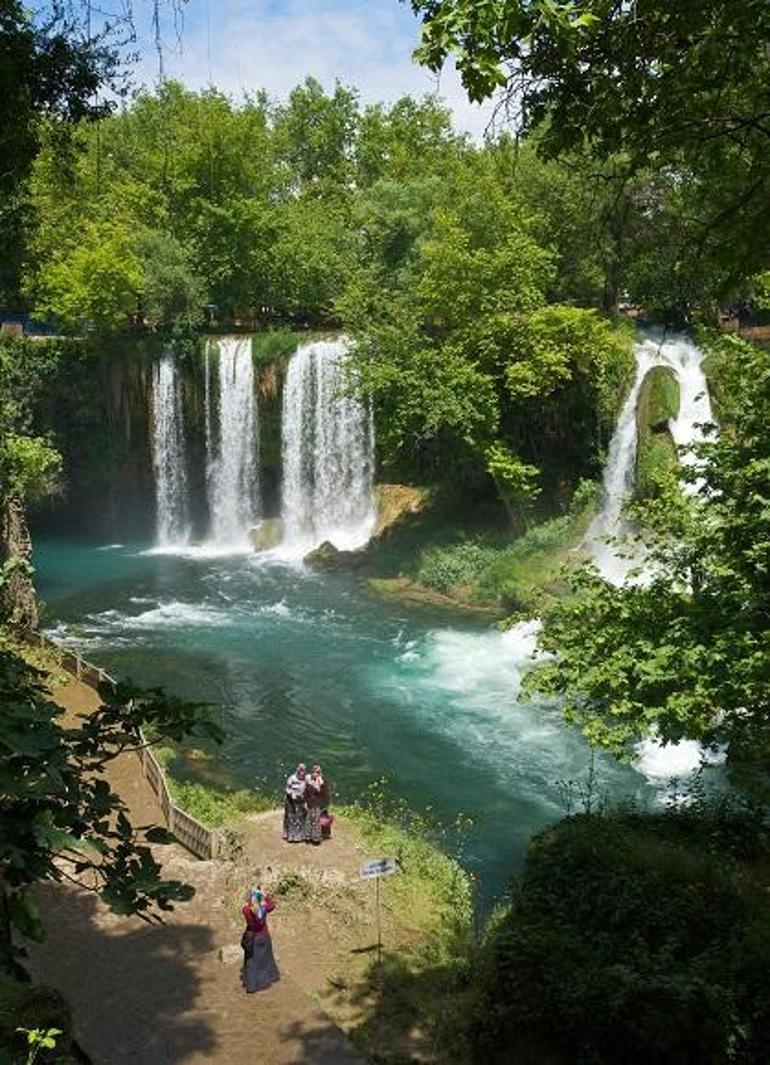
[{"x1": 360, "y1": 857, "x2": 398, "y2": 880}]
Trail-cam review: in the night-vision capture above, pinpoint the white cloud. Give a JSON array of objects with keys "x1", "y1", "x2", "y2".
[{"x1": 135, "y1": 0, "x2": 497, "y2": 140}]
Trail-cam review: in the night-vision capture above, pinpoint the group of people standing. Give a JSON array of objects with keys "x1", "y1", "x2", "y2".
[
  {"x1": 239, "y1": 763, "x2": 334, "y2": 994},
  {"x1": 283, "y1": 762, "x2": 332, "y2": 844}
]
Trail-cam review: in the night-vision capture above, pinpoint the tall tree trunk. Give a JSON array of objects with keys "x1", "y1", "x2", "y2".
[
  {"x1": 0, "y1": 876, "x2": 18, "y2": 978},
  {"x1": 1, "y1": 495, "x2": 38, "y2": 631}
]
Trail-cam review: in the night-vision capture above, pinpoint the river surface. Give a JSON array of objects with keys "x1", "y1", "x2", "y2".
[{"x1": 36, "y1": 538, "x2": 674, "y2": 907}]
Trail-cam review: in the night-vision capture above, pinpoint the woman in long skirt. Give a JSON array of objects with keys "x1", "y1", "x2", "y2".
[
  {"x1": 282, "y1": 763, "x2": 307, "y2": 843},
  {"x1": 304, "y1": 764, "x2": 328, "y2": 845},
  {"x1": 241, "y1": 887, "x2": 279, "y2": 993}
]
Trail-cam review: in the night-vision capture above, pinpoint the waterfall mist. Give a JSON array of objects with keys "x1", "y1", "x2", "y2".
[{"x1": 281, "y1": 339, "x2": 375, "y2": 553}]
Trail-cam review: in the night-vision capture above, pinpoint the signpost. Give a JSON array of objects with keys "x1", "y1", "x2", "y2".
[{"x1": 360, "y1": 857, "x2": 398, "y2": 965}]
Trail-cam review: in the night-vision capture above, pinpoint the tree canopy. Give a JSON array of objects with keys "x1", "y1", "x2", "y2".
[{"x1": 412, "y1": 0, "x2": 770, "y2": 302}]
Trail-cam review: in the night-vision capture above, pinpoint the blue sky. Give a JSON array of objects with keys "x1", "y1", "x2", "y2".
[{"x1": 131, "y1": 0, "x2": 494, "y2": 137}]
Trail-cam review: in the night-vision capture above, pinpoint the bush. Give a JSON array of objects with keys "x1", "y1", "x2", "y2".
[
  {"x1": 418, "y1": 540, "x2": 498, "y2": 593},
  {"x1": 476, "y1": 479, "x2": 598, "y2": 609},
  {"x1": 0, "y1": 976, "x2": 79, "y2": 1063},
  {"x1": 470, "y1": 801, "x2": 770, "y2": 1065}
]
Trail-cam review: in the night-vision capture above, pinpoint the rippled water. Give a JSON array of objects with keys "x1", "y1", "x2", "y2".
[{"x1": 36, "y1": 538, "x2": 674, "y2": 906}]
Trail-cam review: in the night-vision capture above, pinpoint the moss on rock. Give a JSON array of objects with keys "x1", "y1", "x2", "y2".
[{"x1": 635, "y1": 365, "x2": 680, "y2": 500}]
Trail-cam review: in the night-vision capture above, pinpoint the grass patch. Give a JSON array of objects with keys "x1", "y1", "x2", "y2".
[
  {"x1": 329, "y1": 787, "x2": 476, "y2": 1063},
  {"x1": 426, "y1": 480, "x2": 599, "y2": 612},
  {"x1": 153, "y1": 746, "x2": 273, "y2": 828},
  {"x1": 0, "y1": 627, "x2": 69, "y2": 687},
  {"x1": 418, "y1": 541, "x2": 499, "y2": 595},
  {"x1": 339, "y1": 800, "x2": 473, "y2": 937}
]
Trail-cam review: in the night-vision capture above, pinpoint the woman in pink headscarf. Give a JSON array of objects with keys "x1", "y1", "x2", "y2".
[
  {"x1": 241, "y1": 886, "x2": 279, "y2": 993},
  {"x1": 282, "y1": 763, "x2": 307, "y2": 843}
]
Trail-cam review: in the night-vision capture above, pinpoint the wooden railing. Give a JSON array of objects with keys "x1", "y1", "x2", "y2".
[{"x1": 28, "y1": 630, "x2": 221, "y2": 861}]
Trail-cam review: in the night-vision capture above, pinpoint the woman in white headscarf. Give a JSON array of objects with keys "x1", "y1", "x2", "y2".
[{"x1": 282, "y1": 763, "x2": 307, "y2": 842}]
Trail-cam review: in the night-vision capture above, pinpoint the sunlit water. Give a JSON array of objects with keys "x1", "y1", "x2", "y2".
[{"x1": 35, "y1": 539, "x2": 694, "y2": 907}]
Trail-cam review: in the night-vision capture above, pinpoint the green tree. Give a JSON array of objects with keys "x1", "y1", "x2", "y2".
[
  {"x1": 473, "y1": 803, "x2": 770, "y2": 1064},
  {"x1": 527, "y1": 334, "x2": 770, "y2": 756},
  {"x1": 0, "y1": 0, "x2": 116, "y2": 303},
  {"x1": 0, "y1": 650, "x2": 223, "y2": 976},
  {"x1": 135, "y1": 229, "x2": 205, "y2": 327},
  {"x1": 412, "y1": 0, "x2": 770, "y2": 302},
  {"x1": 273, "y1": 78, "x2": 359, "y2": 195},
  {"x1": 32, "y1": 220, "x2": 142, "y2": 332}
]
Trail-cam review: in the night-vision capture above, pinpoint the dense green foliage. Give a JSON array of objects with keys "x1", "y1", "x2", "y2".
[
  {"x1": 527, "y1": 334, "x2": 770, "y2": 756},
  {"x1": 0, "y1": 337, "x2": 63, "y2": 506},
  {"x1": 13, "y1": 81, "x2": 642, "y2": 512},
  {"x1": 413, "y1": 0, "x2": 770, "y2": 304},
  {"x1": 22, "y1": 80, "x2": 463, "y2": 330},
  {"x1": 634, "y1": 366, "x2": 680, "y2": 501},
  {"x1": 341, "y1": 170, "x2": 634, "y2": 506},
  {"x1": 0, "y1": 1, "x2": 117, "y2": 305},
  {"x1": 471, "y1": 799, "x2": 770, "y2": 1064}
]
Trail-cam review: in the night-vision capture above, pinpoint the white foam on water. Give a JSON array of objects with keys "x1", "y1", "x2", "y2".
[
  {"x1": 375, "y1": 620, "x2": 581, "y2": 794},
  {"x1": 97, "y1": 543, "x2": 125, "y2": 551},
  {"x1": 140, "y1": 542, "x2": 255, "y2": 560},
  {"x1": 635, "y1": 734, "x2": 727, "y2": 782},
  {"x1": 87, "y1": 600, "x2": 228, "y2": 631},
  {"x1": 256, "y1": 600, "x2": 292, "y2": 618}
]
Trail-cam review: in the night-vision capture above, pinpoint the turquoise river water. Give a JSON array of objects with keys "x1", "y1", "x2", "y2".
[{"x1": 35, "y1": 538, "x2": 685, "y2": 906}]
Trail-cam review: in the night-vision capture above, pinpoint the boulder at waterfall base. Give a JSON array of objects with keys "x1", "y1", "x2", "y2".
[{"x1": 250, "y1": 518, "x2": 283, "y2": 551}]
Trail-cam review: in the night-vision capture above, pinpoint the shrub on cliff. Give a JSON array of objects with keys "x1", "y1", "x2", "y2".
[{"x1": 471, "y1": 801, "x2": 770, "y2": 1064}]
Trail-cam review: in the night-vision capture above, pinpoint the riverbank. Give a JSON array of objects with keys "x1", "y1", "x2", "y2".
[
  {"x1": 9, "y1": 643, "x2": 473, "y2": 1063},
  {"x1": 338, "y1": 480, "x2": 599, "y2": 616}
]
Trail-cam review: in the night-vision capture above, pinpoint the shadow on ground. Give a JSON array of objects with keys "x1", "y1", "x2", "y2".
[{"x1": 25, "y1": 885, "x2": 218, "y2": 1064}]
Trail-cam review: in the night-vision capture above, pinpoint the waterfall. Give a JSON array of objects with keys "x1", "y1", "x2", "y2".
[
  {"x1": 582, "y1": 332, "x2": 718, "y2": 777},
  {"x1": 586, "y1": 333, "x2": 713, "y2": 583},
  {"x1": 151, "y1": 353, "x2": 190, "y2": 547},
  {"x1": 205, "y1": 337, "x2": 260, "y2": 547},
  {"x1": 281, "y1": 338, "x2": 375, "y2": 552}
]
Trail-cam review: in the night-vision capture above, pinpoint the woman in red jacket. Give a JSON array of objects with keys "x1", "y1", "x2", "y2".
[{"x1": 241, "y1": 886, "x2": 279, "y2": 992}]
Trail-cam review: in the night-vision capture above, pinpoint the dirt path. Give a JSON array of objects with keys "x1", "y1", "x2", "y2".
[{"x1": 25, "y1": 676, "x2": 368, "y2": 1065}]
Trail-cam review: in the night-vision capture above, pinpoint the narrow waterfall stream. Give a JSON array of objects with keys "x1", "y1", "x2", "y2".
[
  {"x1": 586, "y1": 333, "x2": 714, "y2": 583},
  {"x1": 205, "y1": 337, "x2": 260, "y2": 547},
  {"x1": 583, "y1": 333, "x2": 717, "y2": 777},
  {"x1": 281, "y1": 339, "x2": 375, "y2": 553},
  {"x1": 151, "y1": 353, "x2": 190, "y2": 547}
]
